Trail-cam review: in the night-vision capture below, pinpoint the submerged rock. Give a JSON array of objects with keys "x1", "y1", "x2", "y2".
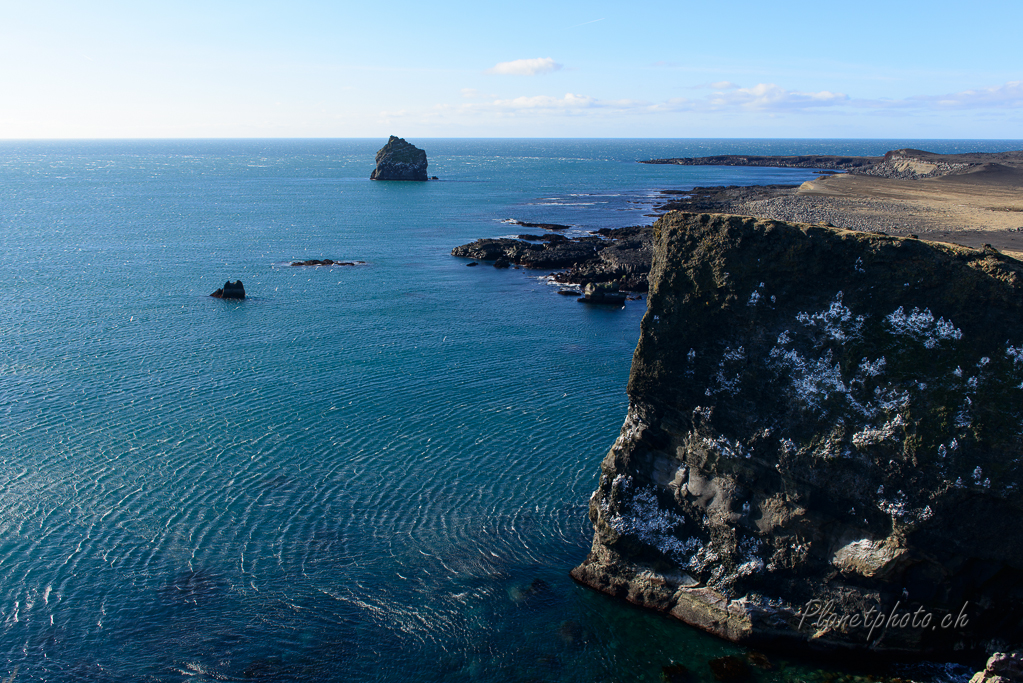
[
  {"x1": 572, "y1": 212, "x2": 1023, "y2": 656},
  {"x1": 370, "y1": 136, "x2": 428, "y2": 181},
  {"x1": 708, "y1": 656, "x2": 750, "y2": 681},
  {"x1": 661, "y1": 662, "x2": 691, "y2": 683},
  {"x1": 210, "y1": 280, "x2": 245, "y2": 299}
]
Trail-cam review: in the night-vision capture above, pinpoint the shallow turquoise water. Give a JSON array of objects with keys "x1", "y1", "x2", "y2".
[{"x1": 1, "y1": 139, "x2": 1015, "y2": 681}]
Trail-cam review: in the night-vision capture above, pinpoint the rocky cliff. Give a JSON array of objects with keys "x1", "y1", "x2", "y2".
[
  {"x1": 572, "y1": 212, "x2": 1023, "y2": 656},
  {"x1": 370, "y1": 136, "x2": 428, "y2": 181}
]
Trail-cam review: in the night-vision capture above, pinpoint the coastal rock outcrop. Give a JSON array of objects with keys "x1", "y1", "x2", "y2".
[
  {"x1": 972, "y1": 652, "x2": 1023, "y2": 683},
  {"x1": 210, "y1": 280, "x2": 245, "y2": 299},
  {"x1": 642, "y1": 148, "x2": 1023, "y2": 181},
  {"x1": 452, "y1": 225, "x2": 654, "y2": 291},
  {"x1": 858, "y1": 149, "x2": 976, "y2": 180},
  {"x1": 641, "y1": 154, "x2": 881, "y2": 172},
  {"x1": 572, "y1": 212, "x2": 1023, "y2": 656},
  {"x1": 370, "y1": 136, "x2": 428, "y2": 181}
]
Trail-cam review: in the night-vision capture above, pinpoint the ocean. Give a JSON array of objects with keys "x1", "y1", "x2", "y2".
[{"x1": 1, "y1": 139, "x2": 1018, "y2": 682}]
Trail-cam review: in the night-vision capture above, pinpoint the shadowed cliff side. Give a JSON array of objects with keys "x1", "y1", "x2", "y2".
[
  {"x1": 572, "y1": 212, "x2": 1023, "y2": 658},
  {"x1": 370, "y1": 136, "x2": 428, "y2": 181}
]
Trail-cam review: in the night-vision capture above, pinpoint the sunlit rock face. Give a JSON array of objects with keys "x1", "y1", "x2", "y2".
[
  {"x1": 572, "y1": 212, "x2": 1023, "y2": 656},
  {"x1": 370, "y1": 136, "x2": 428, "y2": 181}
]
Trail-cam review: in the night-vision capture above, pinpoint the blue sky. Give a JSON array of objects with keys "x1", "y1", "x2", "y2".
[{"x1": 2, "y1": 0, "x2": 1021, "y2": 138}]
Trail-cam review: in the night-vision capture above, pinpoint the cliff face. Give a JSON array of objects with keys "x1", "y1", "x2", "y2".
[
  {"x1": 370, "y1": 136, "x2": 428, "y2": 181},
  {"x1": 572, "y1": 212, "x2": 1023, "y2": 655}
]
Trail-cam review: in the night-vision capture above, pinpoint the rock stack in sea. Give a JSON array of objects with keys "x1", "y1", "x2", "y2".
[
  {"x1": 210, "y1": 280, "x2": 245, "y2": 299},
  {"x1": 370, "y1": 136, "x2": 429, "y2": 181},
  {"x1": 572, "y1": 212, "x2": 1023, "y2": 656}
]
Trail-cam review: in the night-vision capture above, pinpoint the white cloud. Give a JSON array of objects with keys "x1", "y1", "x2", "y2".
[
  {"x1": 906, "y1": 80, "x2": 1023, "y2": 109},
  {"x1": 710, "y1": 83, "x2": 848, "y2": 110},
  {"x1": 486, "y1": 57, "x2": 563, "y2": 76},
  {"x1": 454, "y1": 93, "x2": 645, "y2": 116},
  {"x1": 448, "y1": 85, "x2": 847, "y2": 118},
  {"x1": 490, "y1": 93, "x2": 598, "y2": 109},
  {"x1": 391, "y1": 79, "x2": 1023, "y2": 129}
]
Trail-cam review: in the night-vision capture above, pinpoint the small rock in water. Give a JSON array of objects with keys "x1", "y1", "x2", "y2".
[
  {"x1": 745, "y1": 651, "x2": 773, "y2": 670},
  {"x1": 493, "y1": 257, "x2": 511, "y2": 269},
  {"x1": 510, "y1": 577, "x2": 553, "y2": 604},
  {"x1": 210, "y1": 280, "x2": 245, "y2": 299},
  {"x1": 466, "y1": 262, "x2": 478, "y2": 267},
  {"x1": 661, "y1": 663, "x2": 692, "y2": 683},
  {"x1": 708, "y1": 656, "x2": 750, "y2": 681},
  {"x1": 558, "y1": 620, "x2": 583, "y2": 645}
]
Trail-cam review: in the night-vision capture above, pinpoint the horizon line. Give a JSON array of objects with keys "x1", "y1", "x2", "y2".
[{"x1": 1, "y1": 136, "x2": 1021, "y2": 142}]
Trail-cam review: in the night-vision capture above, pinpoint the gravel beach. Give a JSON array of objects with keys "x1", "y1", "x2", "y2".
[{"x1": 652, "y1": 148, "x2": 1023, "y2": 259}]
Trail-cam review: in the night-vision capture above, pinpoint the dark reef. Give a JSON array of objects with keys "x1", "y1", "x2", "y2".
[{"x1": 452, "y1": 225, "x2": 654, "y2": 292}]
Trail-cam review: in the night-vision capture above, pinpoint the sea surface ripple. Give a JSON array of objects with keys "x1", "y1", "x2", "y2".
[{"x1": 1, "y1": 139, "x2": 1011, "y2": 682}]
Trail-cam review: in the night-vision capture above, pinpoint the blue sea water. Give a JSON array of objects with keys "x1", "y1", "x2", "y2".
[{"x1": 1, "y1": 138, "x2": 1018, "y2": 682}]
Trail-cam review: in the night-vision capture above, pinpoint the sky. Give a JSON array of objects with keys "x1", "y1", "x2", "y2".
[{"x1": 1, "y1": 0, "x2": 1021, "y2": 139}]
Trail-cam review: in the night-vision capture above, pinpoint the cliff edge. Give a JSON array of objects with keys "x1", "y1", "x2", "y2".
[
  {"x1": 370, "y1": 136, "x2": 428, "y2": 181},
  {"x1": 572, "y1": 212, "x2": 1023, "y2": 656}
]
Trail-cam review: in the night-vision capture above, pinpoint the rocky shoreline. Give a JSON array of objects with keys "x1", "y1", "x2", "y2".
[
  {"x1": 649, "y1": 148, "x2": 1023, "y2": 258},
  {"x1": 453, "y1": 148, "x2": 1023, "y2": 294},
  {"x1": 643, "y1": 148, "x2": 1023, "y2": 180},
  {"x1": 642, "y1": 154, "x2": 881, "y2": 172},
  {"x1": 450, "y1": 148, "x2": 1023, "y2": 671},
  {"x1": 452, "y1": 225, "x2": 655, "y2": 292}
]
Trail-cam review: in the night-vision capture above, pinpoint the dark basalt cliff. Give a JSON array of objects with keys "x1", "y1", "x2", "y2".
[
  {"x1": 370, "y1": 136, "x2": 428, "y2": 181},
  {"x1": 572, "y1": 212, "x2": 1023, "y2": 656}
]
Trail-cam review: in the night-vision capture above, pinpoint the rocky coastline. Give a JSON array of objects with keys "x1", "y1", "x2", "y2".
[
  {"x1": 642, "y1": 154, "x2": 882, "y2": 172},
  {"x1": 452, "y1": 225, "x2": 655, "y2": 292},
  {"x1": 571, "y1": 211, "x2": 1023, "y2": 659},
  {"x1": 450, "y1": 147, "x2": 1023, "y2": 671},
  {"x1": 642, "y1": 148, "x2": 1023, "y2": 180},
  {"x1": 453, "y1": 148, "x2": 1023, "y2": 295},
  {"x1": 649, "y1": 148, "x2": 1023, "y2": 259}
]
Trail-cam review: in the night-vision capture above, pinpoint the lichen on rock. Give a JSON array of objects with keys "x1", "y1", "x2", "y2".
[
  {"x1": 572, "y1": 212, "x2": 1023, "y2": 656},
  {"x1": 370, "y1": 135, "x2": 428, "y2": 181}
]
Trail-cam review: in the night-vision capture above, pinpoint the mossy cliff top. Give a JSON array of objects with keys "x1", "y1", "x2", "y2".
[{"x1": 574, "y1": 212, "x2": 1023, "y2": 657}]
